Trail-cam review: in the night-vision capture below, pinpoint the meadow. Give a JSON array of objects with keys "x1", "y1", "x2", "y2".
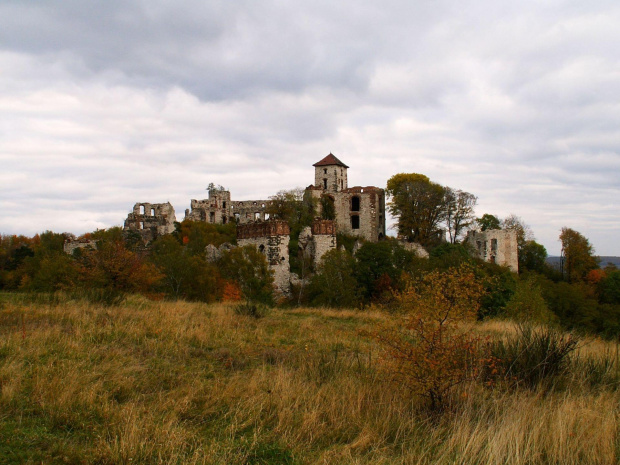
[{"x1": 1, "y1": 294, "x2": 618, "y2": 464}]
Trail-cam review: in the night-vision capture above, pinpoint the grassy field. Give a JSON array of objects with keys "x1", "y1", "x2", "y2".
[{"x1": 0, "y1": 294, "x2": 619, "y2": 464}]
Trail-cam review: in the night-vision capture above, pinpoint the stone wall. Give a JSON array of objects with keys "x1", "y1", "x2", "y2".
[
  {"x1": 63, "y1": 239, "x2": 97, "y2": 255},
  {"x1": 185, "y1": 189, "x2": 271, "y2": 225},
  {"x1": 398, "y1": 240, "x2": 429, "y2": 258},
  {"x1": 310, "y1": 220, "x2": 337, "y2": 265},
  {"x1": 466, "y1": 229, "x2": 519, "y2": 273},
  {"x1": 123, "y1": 202, "x2": 176, "y2": 243},
  {"x1": 237, "y1": 220, "x2": 291, "y2": 295}
]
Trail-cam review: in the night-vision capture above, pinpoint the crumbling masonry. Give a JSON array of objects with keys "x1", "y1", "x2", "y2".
[
  {"x1": 237, "y1": 220, "x2": 291, "y2": 295},
  {"x1": 466, "y1": 229, "x2": 519, "y2": 273},
  {"x1": 123, "y1": 202, "x2": 176, "y2": 243}
]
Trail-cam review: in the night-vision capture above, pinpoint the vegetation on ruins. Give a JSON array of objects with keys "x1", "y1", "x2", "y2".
[{"x1": 386, "y1": 173, "x2": 478, "y2": 247}]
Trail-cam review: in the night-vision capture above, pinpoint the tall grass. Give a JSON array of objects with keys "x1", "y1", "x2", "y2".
[{"x1": 0, "y1": 294, "x2": 618, "y2": 464}]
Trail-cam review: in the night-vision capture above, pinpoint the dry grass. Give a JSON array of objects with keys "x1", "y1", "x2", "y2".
[{"x1": 0, "y1": 294, "x2": 618, "y2": 464}]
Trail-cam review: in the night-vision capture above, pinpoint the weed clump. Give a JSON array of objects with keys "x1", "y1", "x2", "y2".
[
  {"x1": 489, "y1": 324, "x2": 578, "y2": 389},
  {"x1": 234, "y1": 302, "x2": 270, "y2": 319}
]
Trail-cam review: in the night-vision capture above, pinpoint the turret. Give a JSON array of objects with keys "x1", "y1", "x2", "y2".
[{"x1": 313, "y1": 153, "x2": 349, "y2": 192}]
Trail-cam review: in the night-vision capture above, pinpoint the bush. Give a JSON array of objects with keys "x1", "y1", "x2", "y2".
[
  {"x1": 233, "y1": 302, "x2": 270, "y2": 319},
  {"x1": 368, "y1": 264, "x2": 488, "y2": 411},
  {"x1": 489, "y1": 324, "x2": 578, "y2": 389}
]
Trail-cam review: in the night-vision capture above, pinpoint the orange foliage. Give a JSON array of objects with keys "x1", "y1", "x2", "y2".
[
  {"x1": 585, "y1": 268, "x2": 606, "y2": 285},
  {"x1": 368, "y1": 264, "x2": 488, "y2": 410},
  {"x1": 221, "y1": 280, "x2": 242, "y2": 302}
]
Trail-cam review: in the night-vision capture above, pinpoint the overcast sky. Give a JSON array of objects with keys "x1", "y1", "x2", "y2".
[{"x1": 1, "y1": 0, "x2": 619, "y2": 256}]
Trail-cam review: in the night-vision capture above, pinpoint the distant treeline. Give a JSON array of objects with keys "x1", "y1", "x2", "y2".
[{"x1": 1, "y1": 220, "x2": 620, "y2": 338}]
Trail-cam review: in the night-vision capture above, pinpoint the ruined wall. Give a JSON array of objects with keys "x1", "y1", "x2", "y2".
[
  {"x1": 311, "y1": 220, "x2": 337, "y2": 265},
  {"x1": 398, "y1": 240, "x2": 430, "y2": 259},
  {"x1": 123, "y1": 202, "x2": 176, "y2": 243},
  {"x1": 335, "y1": 187, "x2": 386, "y2": 242},
  {"x1": 185, "y1": 189, "x2": 271, "y2": 225},
  {"x1": 63, "y1": 239, "x2": 97, "y2": 255},
  {"x1": 308, "y1": 186, "x2": 386, "y2": 243},
  {"x1": 466, "y1": 229, "x2": 519, "y2": 273},
  {"x1": 237, "y1": 220, "x2": 291, "y2": 295}
]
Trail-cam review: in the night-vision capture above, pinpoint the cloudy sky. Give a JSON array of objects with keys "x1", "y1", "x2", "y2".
[{"x1": 1, "y1": 0, "x2": 619, "y2": 256}]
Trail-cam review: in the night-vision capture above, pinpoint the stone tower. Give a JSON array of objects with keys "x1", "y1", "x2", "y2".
[
  {"x1": 313, "y1": 153, "x2": 349, "y2": 192},
  {"x1": 237, "y1": 220, "x2": 291, "y2": 295}
]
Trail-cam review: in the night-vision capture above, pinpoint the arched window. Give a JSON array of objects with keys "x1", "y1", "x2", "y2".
[{"x1": 351, "y1": 196, "x2": 360, "y2": 212}]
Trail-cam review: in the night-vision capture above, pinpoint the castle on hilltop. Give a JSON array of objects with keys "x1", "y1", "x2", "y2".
[
  {"x1": 123, "y1": 153, "x2": 386, "y2": 244},
  {"x1": 117, "y1": 153, "x2": 518, "y2": 293}
]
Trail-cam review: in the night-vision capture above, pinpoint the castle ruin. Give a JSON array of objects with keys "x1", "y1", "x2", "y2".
[
  {"x1": 466, "y1": 229, "x2": 519, "y2": 273},
  {"x1": 123, "y1": 202, "x2": 176, "y2": 243},
  {"x1": 307, "y1": 154, "x2": 386, "y2": 243},
  {"x1": 236, "y1": 220, "x2": 292, "y2": 295}
]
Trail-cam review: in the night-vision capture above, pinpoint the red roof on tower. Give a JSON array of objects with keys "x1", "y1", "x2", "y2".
[{"x1": 313, "y1": 153, "x2": 349, "y2": 168}]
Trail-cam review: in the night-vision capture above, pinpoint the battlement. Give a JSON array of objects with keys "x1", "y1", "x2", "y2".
[
  {"x1": 311, "y1": 219, "x2": 336, "y2": 235},
  {"x1": 237, "y1": 220, "x2": 290, "y2": 240}
]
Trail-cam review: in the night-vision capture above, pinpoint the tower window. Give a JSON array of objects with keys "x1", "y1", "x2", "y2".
[
  {"x1": 351, "y1": 215, "x2": 360, "y2": 229},
  {"x1": 324, "y1": 168, "x2": 327, "y2": 174},
  {"x1": 323, "y1": 178, "x2": 327, "y2": 189},
  {"x1": 351, "y1": 196, "x2": 360, "y2": 212}
]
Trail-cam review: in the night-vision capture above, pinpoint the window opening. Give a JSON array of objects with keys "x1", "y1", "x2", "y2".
[
  {"x1": 209, "y1": 212, "x2": 215, "y2": 223},
  {"x1": 351, "y1": 196, "x2": 360, "y2": 212},
  {"x1": 351, "y1": 215, "x2": 360, "y2": 229},
  {"x1": 323, "y1": 178, "x2": 327, "y2": 189},
  {"x1": 140, "y1": 205, "x2": 145, "y2": 215},
  {"x1": 150, "y1": 208, "x2": 155, "y2": 216},
  {"x1": 255, "y1": 212, "x2": 261, "y2": 220}
]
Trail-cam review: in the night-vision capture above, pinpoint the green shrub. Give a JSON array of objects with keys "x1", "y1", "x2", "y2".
[
  {"x1": 490, "y1": 324, "x2": 578, "y2": 389},
  {"x1": 233, "y1": 302, "x2": 270, "y2": 319}
]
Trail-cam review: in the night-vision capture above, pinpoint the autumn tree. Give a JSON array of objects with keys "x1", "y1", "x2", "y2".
[
  {"x1": 369, "y1": 264, "x2": 487, "y2": 410},
  {"x1": 386, "y1": 173, "x2": 447, "y2": 247},
  {"x1": 266, "y1": 188, "x2": 315, "y2": 232},
  {"x1": 560, "y1": 227, "x2": 599, "y2": 282},
  {"x1": 218, "y1": 245, "x2": 274, "y2": 305},
  {"x1": 444, "y1": 188, "x2": 477, "y2": 244}
]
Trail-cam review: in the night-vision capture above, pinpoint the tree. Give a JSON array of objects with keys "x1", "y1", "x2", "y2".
[
  {"x1": 444, "y1": 188, "x2": 477, "y2": 244},
  {"x1": 476, "y1": 214, "x2": 501, "y2": 231},
  {"x1": 266, "y1": 188, "x2": 315, "y2": 232},
  {"x1": 368, "y1": 264, "x2": 487, "y2": 410},
  {"x1": 320, "y1": 195, "x2": 335, "y2": 221},
  {"x1": 307, "y1": 249, "x2": 361, "y2": 308},
  {"x1": 520, "y1": 240, "x2": 548, "y2": 273},
  {"x1": 218, "y1": 245, "x2": 274, "y2": 305},
  {"x1": 560, "y1": 227, "x2": 599, "y2": 282},
  {"x1": 501, "y1": 214, "x2": 536, "y2": 273},
  {"x1": 386, "y1": 173, "x2": 447, "y2": 247}
]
